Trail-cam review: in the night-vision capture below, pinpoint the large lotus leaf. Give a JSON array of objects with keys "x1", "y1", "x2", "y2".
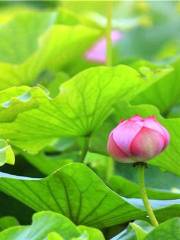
[
  {"x1": 0, "y1": 86, "x2": 39, "y2": 122},
  {"x1": 0, "y1": 163, "x2": 180, "y2": 229},
  {"x1": 132, "y1": 58, "x2": 180, "y2": 115},
  {"x1": 23, "y1": 151, "x2": 180, "y2": 201},
  {"x1": 0, "y1": 24, "x2": 101, "y2": 90},
  {"x1": 23, "y1": 152, "x2": 77, "y2": 175},
  {"x1": 0, "y1": 65, "x2": 143, "y2": 153},
  {"x1": 0, "y1": 163, "x2": 143, "y2": 229},
  {"x1": 0, "y1": 11, "x2": 56, "y2": 64}
]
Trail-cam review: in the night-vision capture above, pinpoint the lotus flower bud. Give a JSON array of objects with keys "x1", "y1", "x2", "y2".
[
  {"x1": 85, "y1": 30, "x2": 122, "y2": 63},
  {"x1": 107, "y1": 115, "x2": 170, "y2": 163}
]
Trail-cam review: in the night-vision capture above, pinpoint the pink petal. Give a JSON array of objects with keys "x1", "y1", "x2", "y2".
[
  {"x1": 143, "y1": 118, "x2": 170, "y2": 145},
  {"x1": 130, "y1": 115, "x2": 143, "y2": 121},
  {"x1": 111, "y1": 30, "x2": 122, "y2": 42},
  {"x1": 107, "y1": 133, "x2": 133, "y2": 163},
  {"x1": 107, "y1": 132, "x2": 128, "y2": 158},
  {"x1": 113, "y1": 120, "x2": 142, "y2": 155},
  {"x1": 85, "y1": 38, "x2": 106, "y2": 63},
  {"x1": 130, "y1": 127, "x2": 165, "y2": 160},
  {"x1": 85, "y1": 30, "x2": 122, "y2": 63}
]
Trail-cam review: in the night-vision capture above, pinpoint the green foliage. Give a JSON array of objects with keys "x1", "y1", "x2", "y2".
[
  {"x1": 0, "y1": 163, "x2": 143, "y2": 229},
  {"x1": 0, "y1": 216, "x2": 19, "y2": 231},
  {"x1": 23, "y1": 152, "x2": 76, "y2": 175},
  {"x1": 132, "y1": 59, "x2": 180, "y2": 115},
  {"x1": 0, "y1": 211, "x2": 104, "y2": 240},
  {"x1": 0, "y1": 139, "x2": 15, "y2": 167},
  {"x1": 0, "y1": 163, "x2": 180, "y2": 230},
  {"x1": 109, "y1": 174, "x2": 180, "y2": 200},
  {"x1": 0, "y1": 65, "x2": 143, "y2": 153},
  {"x1": 113, "y1": 218, "x2": 180, "y2": 240},
  {"x1": 0, "y1": 11, "x2": 55, "y2": 64},
  {"x1": 145, "y1": 218, "x2": 180, "y2": 240},
  {"x1": 0, "y1": 11, "x2": 101, "y2": 90},
  {"x1": 129, "y1": 222, "x2": 147, "y2": 240},
  {"x1": 85, "y1": 152, "x2": 114, "y2": 181},
  {"x1": 0, "y1": 2, "x2": 180, "y2": 240},
  {"x1": 112, "y1": 220, "x2": 153, "y2": 240}
]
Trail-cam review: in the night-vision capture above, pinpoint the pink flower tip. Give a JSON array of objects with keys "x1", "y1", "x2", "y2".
[
  {"x1": 130, "y1": 115, "x2": 143, "y2": 121},
  {"x1": 107, "y1": 115, "x2": 170, "y2": 163}
]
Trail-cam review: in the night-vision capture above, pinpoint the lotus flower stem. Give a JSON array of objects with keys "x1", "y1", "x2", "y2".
[
  {"x1": 138, "y1": 163, "x2": 159, "y2": 227},
  {"x1": 106, "y1": 1, "x2": 113, "y2": 66}
]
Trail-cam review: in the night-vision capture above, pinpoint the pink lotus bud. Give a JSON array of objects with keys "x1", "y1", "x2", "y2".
[
  {"x1": 85, "y1": 30, "x2": 122, "y2": 63},
  {"x1": 107, "y1": 115, "x2": 170, "y2": 163}
]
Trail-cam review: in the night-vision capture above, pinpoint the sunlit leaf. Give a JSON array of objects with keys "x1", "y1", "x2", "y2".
[
  {"x1": 0, "y1": 23, "x2": 101, "y2": 90},
  {"x1": 0, "y1": 211, "x2": 105, "y2": 240},
  {"x1": 0, "y1": 11, "x2": 55, "y2": 64},
  {"x1": 0, "y1": 65, "x2": 142, "y2": 153},
  {"x1": 132, "y1": 58, "x2": 180, "y2": 115},
  {"x1": 0, "y1": 163, "x2": 143, "y2": 229},
  {"x1": 129, "y1": 222, "x2": 147, "y2": 240},
  {"x1": 0, "y1": 139, "x2": 15, "y2": 167},
  {"x1": 0, "y1": 163, "x2": 179, "y2": 229}
]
